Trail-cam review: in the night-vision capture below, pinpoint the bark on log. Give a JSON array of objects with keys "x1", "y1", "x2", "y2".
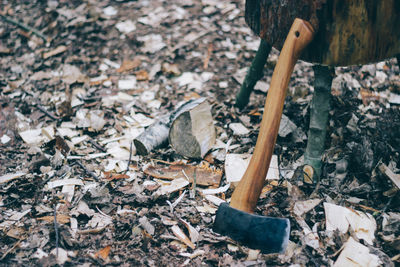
[
  {"x1": 169, "y1": 99, "x2": 215, "y2": 159},
  {"x1": 245, "y1": 0, "x2": 400, "y2": 66},
  {"x1": 134, "y1": 98, "x2": 210, "y2": 155}
]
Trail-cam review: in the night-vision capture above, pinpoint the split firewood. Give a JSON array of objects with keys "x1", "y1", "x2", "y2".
[
  {"x1": 134, "y1": 98, "x2": 215, "y2": 157},
  {"x1": 169, "y1": 98, "x2": 215, "y2": 159}
]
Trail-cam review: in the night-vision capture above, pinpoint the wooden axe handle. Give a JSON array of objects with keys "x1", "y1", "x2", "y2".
[{"x1": 230, "y1": 18, "x2": 315, "y2": 213}]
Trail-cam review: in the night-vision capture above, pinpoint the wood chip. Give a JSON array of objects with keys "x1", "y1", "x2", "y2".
[
  {"x1": 171, "y1": 225, "x2": 195, "y2": 249},
  {"x1": 324, "y1": 202, "x2": 376, "y2": 245},
  {"x1": 379, "y1": 163, "x2": 400, "y2": 189},
  {"x1": 47, "y1": 178, "x2": 84, "y2": 189},
  {"x1": 144, "y1": 163, "x2": 222, "y2": 187},
  {"x1": 0, "y1": 172, "x2": 26, "y2": 184},
  {"x1": 43, "y1": 45, "x2": 67, "y2": 59},
  {"x1": 333, "y1": 237, "x2": 381, "y2": 267}
]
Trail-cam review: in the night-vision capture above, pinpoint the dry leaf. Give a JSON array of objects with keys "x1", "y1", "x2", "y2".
[
  {"x1": 103, "y1": 172, "x2": 130, "y2": 181},
  {"x1": 135, "y1": 69, "x2": 149, "y2": 81},
  {"x1": 37, "y1": 214, "x2": 70, "y2": 224},
  {"x1": 117, "y1": 58, "x2": 141, "y2": 73},
  {"x1": 95, "y1": 245, "x2": 111, "y2": 260}
]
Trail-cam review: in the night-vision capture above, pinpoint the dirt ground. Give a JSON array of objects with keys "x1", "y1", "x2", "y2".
[{"x1": 0, "y1": 0, "x2": 399, "y2": 266}]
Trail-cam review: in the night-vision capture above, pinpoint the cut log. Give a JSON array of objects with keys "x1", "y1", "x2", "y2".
[
  {"x1": 133, "y1": 115, "x2": 170, "y2": 155},
  {"x1": 169, "y1": 99, "x2": 215, "y2": 159},
  {"x1": 245, "y1": 0, "x2": 400, "y2": 66},
  {"x1": 134, "y1": 98, "x2": 209, "y2": 155}
]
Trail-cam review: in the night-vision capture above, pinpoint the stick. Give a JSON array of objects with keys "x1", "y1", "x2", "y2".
[
  {"x1": 0, "y1": 240, "x2": 22, "y2": 261},
  {"x1": 35, "y1": 104, "x2": 60, "y2": 121},
  {"x1": 88, "y1": 138, "x2": 106, "y2": 153},
  {"x1": 74, "y1": 160, "x2": 99, "y2": 180},
  {"x1": 54, "y1": 204, "x2": 59, "y2": 258},
  {"x1": 125, "y1": 140, "x2": 134, "y2": 174},
  {"x1": 0, "y1": 14, "x2": 49, "y2": 44}
]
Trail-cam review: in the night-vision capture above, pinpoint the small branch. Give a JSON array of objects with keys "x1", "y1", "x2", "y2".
[
  {"x1": 0, "y1": 14, "x2": 49, "y2": 44},
  {"x1": 124, "y1": 140, "x2": 134, "y2": 174},
  {"x1": 35, "y1": 104, "x2": 60, "y2": 121},
  {"x1": 88, "y1": 138, "x2": 106, "y2": 153},
  {"x1": 53, "y1": 204, "x2": 59, "y2": 258},
  {"x1": 0, "y1": 239, "x2": 22, "y2": 261},
  {"x1": 74, "y1": 160, "x2": 99, "y2": 180}
]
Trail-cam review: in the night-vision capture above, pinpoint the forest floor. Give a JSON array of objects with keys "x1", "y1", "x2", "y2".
[{"x1": 0, "y1": 0, "x2": 399, "y2": 266}]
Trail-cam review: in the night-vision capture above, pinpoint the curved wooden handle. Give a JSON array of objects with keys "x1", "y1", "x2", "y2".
[{"x1": 230, "y1": 19, "x2": 315, "y2": 213}]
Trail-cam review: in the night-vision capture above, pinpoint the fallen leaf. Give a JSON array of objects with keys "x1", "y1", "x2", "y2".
[
  {"x1": 95, "y1": 245, "x2": 111, "y2": 260},
  {"x1": 37, "y1": 214, "x2": 70, "y2": 224},
  {"x1": 135, "y1": 70, "x2": 149, "y2": 81},
  {"x1": 117, "y1": 58, "x2": 141, "y2": 73},
  {"x1": 103, "y1": 172, "x2": 130, "y2": 181}
]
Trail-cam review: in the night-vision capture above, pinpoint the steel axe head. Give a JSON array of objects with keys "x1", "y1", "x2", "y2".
[{"x1": 213, "y1": 202, "x2": 290, "y2": 254}]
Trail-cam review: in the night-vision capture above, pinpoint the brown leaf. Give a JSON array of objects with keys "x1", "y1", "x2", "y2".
[
  {"x1": 117, "y1": 58, "x2": 141, "y2": 73},
  {"x1": 135, "y1": 70, "x2": 149, "y2": 81},
  {"x1": 103, "y1": 172, "x2": 130, "y2": 181},
  {"x1": 37, "y1": 214, "x2": 70, "y2": 224},
  {"x1": 95, "y1": 245, "x2": 111, "y2": 260},
  {"x1": 55, "y1": 135, "x2": 71, "y2": 156}
]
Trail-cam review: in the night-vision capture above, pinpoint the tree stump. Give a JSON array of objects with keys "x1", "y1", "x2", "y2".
[{"x1": 245, "y1": 0, "x2": 400, "y2": 66}]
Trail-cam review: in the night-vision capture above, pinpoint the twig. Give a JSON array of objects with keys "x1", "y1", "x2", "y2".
[
  {"x1": 35, "y1": 104, "x2": 60, "y2": 121},
  {"x1": 376, "y1": 197, "x2": 394, "y2": 220},
  {"x1": 125, "y1": 140, "x2": 134, "y2": 174},
  {"x1": 53, "y1": 204, "x2": 59, "y2": 258},
  {"x1": 74, "y1": 160, "x2": 99, "y2": 180},
  {"x1": 0, "y1": 14, "x2": 49, "y2": 44},
  {"x1": 88, "y1": 138, "x2": 106, "y2": 153},
  {"x1": 191, "y1": 169, "x2": 197, "y2": 199},
  {"x1": 0, "y1": 239, "x2": 22, "y2": 261},
  {"x1": 166, "y1": 190, "x2": 187, "y2": 213}
]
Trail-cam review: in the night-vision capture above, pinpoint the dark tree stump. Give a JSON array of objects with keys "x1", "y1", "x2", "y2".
[{"x1": 246, "y1": 0, "x2": 400, "y2": 66}]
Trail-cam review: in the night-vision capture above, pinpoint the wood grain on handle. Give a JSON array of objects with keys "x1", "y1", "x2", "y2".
[{"x1": 230, "y1": 19, "x2": 315, "y2": 213}]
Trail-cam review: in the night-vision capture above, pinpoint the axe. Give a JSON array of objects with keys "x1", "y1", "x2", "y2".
[{"x1": 213, "y1": 18, "x2": 315, "y2": 253}]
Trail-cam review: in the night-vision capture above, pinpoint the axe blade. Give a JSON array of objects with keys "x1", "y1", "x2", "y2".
[{"x1": 213, "y1": 202, "x2": 290, "y2": 254}]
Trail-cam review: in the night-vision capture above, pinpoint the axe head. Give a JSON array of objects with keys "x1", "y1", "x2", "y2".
[{"x1": 213, "y1": 202, "x2": 290, "y2": 254}]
